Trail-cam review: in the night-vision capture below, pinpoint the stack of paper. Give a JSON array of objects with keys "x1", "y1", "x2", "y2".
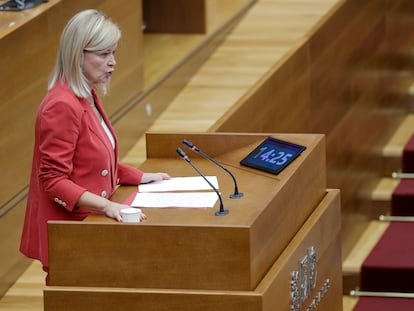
[{"x1": 131, "y1": 176, "x2": 219, "y2": 209}]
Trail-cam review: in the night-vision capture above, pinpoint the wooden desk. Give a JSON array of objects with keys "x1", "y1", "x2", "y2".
[
  {"x1": 48, "y1": 132, "x2": 326, "y2": 290},
  {"x1": 45, "y1": 132, "x2": 342, "y2": 310},
  {"x1": 45, "y1": 191, "x2": 342, "y2": 311}
]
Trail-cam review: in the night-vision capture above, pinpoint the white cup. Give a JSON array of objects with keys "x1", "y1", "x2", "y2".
[{"x1": 121, "y1": 208, "x2": 142, "y2": 223}]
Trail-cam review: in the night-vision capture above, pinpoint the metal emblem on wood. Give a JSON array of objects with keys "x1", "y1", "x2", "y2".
[{"x1": 290, "y1": 246, "x2": 330, "y2": 311}]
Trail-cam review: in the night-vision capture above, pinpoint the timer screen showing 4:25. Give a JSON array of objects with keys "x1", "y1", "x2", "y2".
[{"x1": 240, "y1": 137, "x2": 306, "y2": 175}]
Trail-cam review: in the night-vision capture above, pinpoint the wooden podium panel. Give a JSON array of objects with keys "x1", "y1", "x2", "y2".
[
  {"x1": 48, "y1": 133, "x2": 327, "y2": 291},
  {"x1": 44, "y1": 189, "x2": 342, "y2": 311}
]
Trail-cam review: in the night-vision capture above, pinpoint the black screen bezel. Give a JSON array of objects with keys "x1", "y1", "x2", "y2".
[{"x1": 240, "y1": 137, "x2": 306, "y2": 175}]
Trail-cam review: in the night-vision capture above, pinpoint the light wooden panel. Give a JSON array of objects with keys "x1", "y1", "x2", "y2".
[
  {"x1": 0, "y1": 260, "x2": 44, "y2": 311},
  {"x1": 0, "y1": 200, "x2": 32, "y2": 297},
  {"x1": 121, "y1": 0, "x2": 340, "y2": 165},
  {"x1": 113, "y1": 0, "x2": 257, "y2": 156},
  {"x1": 210, "y1": 0, "x2": 414, "y2": 257},
  {"x1": 0, "y1": 2, "x2": 60, "y2": 212}
]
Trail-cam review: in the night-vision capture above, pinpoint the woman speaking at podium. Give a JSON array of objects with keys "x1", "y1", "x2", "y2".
[{"x1": 19, "y1": 9, "x2": 170, "y2": 282}]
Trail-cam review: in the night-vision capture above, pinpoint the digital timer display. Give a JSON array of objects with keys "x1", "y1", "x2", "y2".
[{"x1": 240, "y1": 137, "x2": 306, "y2": 175}]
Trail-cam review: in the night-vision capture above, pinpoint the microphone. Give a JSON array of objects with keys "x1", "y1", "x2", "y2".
[
  {"x1": 182, "y1": 139, "x2": 243, "y2": 199},
  {"x1": 176, "y1": 147, "x2": 229, "y2": 216}
]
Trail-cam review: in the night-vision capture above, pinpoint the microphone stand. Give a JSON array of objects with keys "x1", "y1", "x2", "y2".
[
  {"x1": 176, "y1": 148, "x2": 229, "y2": 216},
  {"x1": 183, "y1": 139, "x2": 243, "y2": 199}
]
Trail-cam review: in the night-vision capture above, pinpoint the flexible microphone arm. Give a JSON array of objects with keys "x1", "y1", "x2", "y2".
[
  {"x1": 182, "y1": 139, "x2": 243, "y2": 199},
  {"x1": 176, "y1": 148, "x2": 229, "y2": 216}
]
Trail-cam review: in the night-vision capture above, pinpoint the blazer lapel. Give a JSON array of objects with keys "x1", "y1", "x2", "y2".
[{"x1": 81, "y1": 96, "x2": 118, "y2": 164}]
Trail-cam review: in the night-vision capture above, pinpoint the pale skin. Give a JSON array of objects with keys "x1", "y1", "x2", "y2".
[{"x1": 77, "y1": 44, "x2": 170, "y2": 222}]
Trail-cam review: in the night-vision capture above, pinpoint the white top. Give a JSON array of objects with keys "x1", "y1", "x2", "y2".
[
  {"x1": 91, "y1": 99, "x2": 115, "y2": 149},
  {"x1": 100, "y1": 117, "x2": 115, "y2": 149}
]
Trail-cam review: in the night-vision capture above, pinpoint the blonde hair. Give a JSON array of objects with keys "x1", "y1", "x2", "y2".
[{"x1": 48, "y1": 9, "x2": 121, "y2": 98}]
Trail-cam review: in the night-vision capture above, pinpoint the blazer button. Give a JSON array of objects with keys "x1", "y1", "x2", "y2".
[
  {"x1": 101, "y1": 169, "x2": 109, "y2": 177},
  {"x1": 101, "y1": 190, "x2": 107, "y2": 198}
]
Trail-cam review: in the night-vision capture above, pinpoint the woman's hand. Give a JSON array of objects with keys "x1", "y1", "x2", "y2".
[
  {"x1": 141, "y1": 172, "x2": 171, "y2": 184},
  {"x1": 77, "y1": 191, "x2": 146, "y2": 222},
  {"x1": 103, "y1": 201, "x2": 147, "y2": 222}
]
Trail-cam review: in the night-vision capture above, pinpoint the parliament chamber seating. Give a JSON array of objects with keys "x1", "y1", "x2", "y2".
[
  {"x1": 2, "y1": 0, "x2": 414, "y2": 310},
  {"x1": 345, "y1": 126, "x2": 414, "y2": 310}
]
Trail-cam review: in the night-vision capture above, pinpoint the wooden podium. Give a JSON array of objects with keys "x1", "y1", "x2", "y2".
[{"x1": 44, "y1": 132, "x2": 342, "y2": 310}]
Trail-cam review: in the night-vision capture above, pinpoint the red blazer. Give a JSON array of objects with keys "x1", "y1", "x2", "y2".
[{"x1": 20, "y1": 81, "x2": 143, "y2": 268}]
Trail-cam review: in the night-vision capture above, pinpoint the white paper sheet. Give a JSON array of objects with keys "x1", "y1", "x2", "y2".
[
  {"x1": 138, "y1": 176, "x2": 219, "y2": 192},
  {"x1": 131, "y1": 192, "x2": 219, "y2": 208}
]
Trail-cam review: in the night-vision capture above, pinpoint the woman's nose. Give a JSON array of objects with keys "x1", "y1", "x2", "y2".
[{"x1": 108, "y1": 54, "x2": 116, "y2": 65}]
